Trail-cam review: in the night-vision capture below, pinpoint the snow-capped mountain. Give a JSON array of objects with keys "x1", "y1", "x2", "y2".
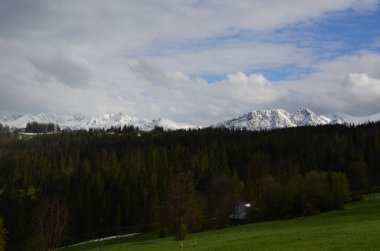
[
  {"x1": 212, "y1": 108, "x2": 330, "y2": 131},
  {"x1": 1, "y1": 109, "x2": 379, "y2": 132},
  {"x1": 325, "y1": 112, "x2": 380, "y2": 125},
  {"x1": 212, "y1": 108, "x2": 380, "y2": 131},
  {"x1": 149, "y1": 118, "x2": 195, "y2": 130},
  {"x1": 0, "y1": 112, "x2": 196, "y2": 131}
]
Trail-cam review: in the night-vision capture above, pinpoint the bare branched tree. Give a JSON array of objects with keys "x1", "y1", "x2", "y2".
[{"x1": 27, "y1": 196, "x2": 69, "y2": 251}]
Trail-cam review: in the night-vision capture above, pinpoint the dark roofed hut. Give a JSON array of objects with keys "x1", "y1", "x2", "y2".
[{"x1": 229, "y1": 202, "x2": 253, "y2": 224}]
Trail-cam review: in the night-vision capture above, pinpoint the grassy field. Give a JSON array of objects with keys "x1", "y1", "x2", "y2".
[{"x1": 62, "y1": 194, "x2": 380, "y2": 251}]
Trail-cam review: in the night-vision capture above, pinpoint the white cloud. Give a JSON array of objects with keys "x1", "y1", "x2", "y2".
[
  {"x1": 277, "y1": 52, "x2": 380, "y2": 116},
  {"x1": 347, "y1": 73, "x2": 380, "y2": 100},
  {"x1": 143, "y1": 41, "x2": 312, "y2": 75},
  {"x1": 128, "y1": 63, "x2": 285, "y2": 123},
  {"x1": 217, "y1": 72, "x2": 283, "y2": 103},
  {"x1": 29, "y1": 52, "x2": 94, "y2": 88},
  {"x1": 124, "y1": 52, "x2": 380, "y2": 124},
  {"x1": 314, "y1": 51, "x2": 380, "y2": 79},
  {"x1": 1, "y1": 0, "x2": 380, "y2": 124},
  {"x1": 2, "y1": 50, "x2": 380, "y2": 125},
  {"x1": 130, "y1": 60, "x2": 192, "y2": 87}
]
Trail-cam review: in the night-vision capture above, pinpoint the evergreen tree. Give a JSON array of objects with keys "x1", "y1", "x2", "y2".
[
  {"x1": 347, "y1": 161, "x2": 369, "y2": 200},
  {"x1": 164, "y1": 173, "x2": 206, "y2": 240},
  {"x1": 209, "y1": 174, "x2": 239, "y2": 228},
  {"x1": 0, "y1": 216, "x2": 6, "y2": 251},
  {"x1": 0, "y1": 123, "x2": 379, "y2": 248}
]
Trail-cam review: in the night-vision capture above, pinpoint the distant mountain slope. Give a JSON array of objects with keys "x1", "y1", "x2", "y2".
[
  {"x1": 1, "y1": 109, "x2": 380, "y2": 131},
  {"x1": 0, "y1": 112, "x2": 196, "y2": 131},
  {"x1": 212, "y1": 108, "x2": 380, "y2": 131},
  {"x1": 325, "y1": 112, "x2": 380, "y2": 125}
]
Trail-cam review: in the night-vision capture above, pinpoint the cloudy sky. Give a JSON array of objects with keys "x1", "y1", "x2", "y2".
[{"x1": 1, "y1": 0, "x2": 380, "y2": 125}]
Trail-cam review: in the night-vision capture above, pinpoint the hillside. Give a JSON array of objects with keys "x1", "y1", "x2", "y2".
[
  {"x1": 1, "y1": 124, "x2": 380, "y2": 250},
  {"x1": 63, "y1": 195, "x2": 380, "y2": 251}
]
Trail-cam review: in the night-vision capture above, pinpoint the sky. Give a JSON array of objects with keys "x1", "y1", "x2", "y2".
[{"x1": 1, "y1": 0, "x2": 380, "y2": 125}]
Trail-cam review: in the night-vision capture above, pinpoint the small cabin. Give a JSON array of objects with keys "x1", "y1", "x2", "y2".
[{"x1": 229, "y1": 202, "x2": 253, "y2": 224}]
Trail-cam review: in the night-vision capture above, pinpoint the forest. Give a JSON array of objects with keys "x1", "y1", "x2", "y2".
[
  {"x1": 25, "y1": 122, "x2": 60, "y2": 133},
  {"x1": 0, "y1": 122, "x2": 379, "y2": 250}
]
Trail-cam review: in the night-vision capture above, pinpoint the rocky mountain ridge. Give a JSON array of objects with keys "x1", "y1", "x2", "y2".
[
  {"x1": 1, "y1": 108, "x2": 380, "y2": 131},
  {"x1": 211, "y1": 108, "x2": 380, "y2": 131}
]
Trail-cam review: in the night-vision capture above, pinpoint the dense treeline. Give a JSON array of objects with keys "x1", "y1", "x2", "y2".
[
  {"x1": 0, "y1": 123, "x2": 379, "y2": 250},
  {"x1": 0, "y1": 216, "x2": 5, "y2": 251},
  {"x1": 25, "y1": 122, "x2": 60, "y2": 133},
  {"x1": 0, "y1": 124, "x2": 12, "y2": 147}
]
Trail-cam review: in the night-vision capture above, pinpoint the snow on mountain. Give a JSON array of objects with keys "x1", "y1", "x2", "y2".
[
  {"x1": 150, "y1": 118, "x2": 196, "y2": 130},
  {"x1": 0, "y1": 112, "x2": 196, "y2": 131},
  {"x1": 0, "y1": 114, "x2": 17, "y2": 123},
  {"x1": 4, "y1": 114, "x2": 43, "y2": 128},
  {"x1": 326, "y1": 112, "x2": 380, "y2": 125},
  {"x1": 293, "y1": 108, "x2": 331, "y2": 126},
  {"x1": 212, "y1": 109, "x2": 294, "y2": 131},
  {"x1": 212, "y1": 108, "x2": 344, "y2": 131},
  {"x1": 1, "y1": 109, "x2": 379, "y2": 132}
]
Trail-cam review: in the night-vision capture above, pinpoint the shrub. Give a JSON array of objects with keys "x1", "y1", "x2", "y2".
[
  {"x1": 174, "y1": 223, "x2": 187, "y2": 241},
  {"x1": 328, "y1": 172, "x2": 350, "y2": 209}
]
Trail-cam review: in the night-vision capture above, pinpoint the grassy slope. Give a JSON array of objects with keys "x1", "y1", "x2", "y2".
[{"x1": 62, "y1": 195, "x2": 380, "y2": 251}]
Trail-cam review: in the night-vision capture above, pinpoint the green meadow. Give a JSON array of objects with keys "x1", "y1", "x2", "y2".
[{"x1": 62, "y1": 194, "x2": 380, "y2": 251}]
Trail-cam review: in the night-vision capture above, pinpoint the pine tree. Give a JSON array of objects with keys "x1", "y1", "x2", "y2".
[{"x1": 0, "y1": 216, "x2": 6, "y2": 251}]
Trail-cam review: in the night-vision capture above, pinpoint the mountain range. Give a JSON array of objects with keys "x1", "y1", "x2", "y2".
[
  {"x1": 0, "y1": 108, "x2": 380, "y2": 131},
  {"x1": 0, "y1": 112, "x2": 196, "y2": 131},
  {"x1": 212, "y1": 108, "x2": 380, "y2": 131},
  {"x1": 212, "y1": 108, "x2": 327, "y2": 130}
]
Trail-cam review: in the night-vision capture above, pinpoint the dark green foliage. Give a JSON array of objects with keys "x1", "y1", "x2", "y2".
[
  {"x1": 302, "y1": 171, "x2": 330, "y2": 214},
  {"x1": 163, "y1": 173, "x2": 206, "y2": 239},
  {"x1": 175, "y1": 223, "x2": 187, "y2": 241},
  {"x1": 258, "y1": 171, "x2": 350, "y2": 220},
  {"x1": 258, "y1": 176, "x2": 294, "y2": 220},
  {"x1": 0, "y1": 124, "x2": 13, "y2": 146},
  {"x1": 0, "y1": 123, "x2": 379, "y2": 249},
  {"x1": 183, "y1": 191, "x2": 207, "y2": 233},
  {"x1": 26, "y1": 197, "x2": 69, "y2": 251},
  {"x1": 25, "y1": 122, "x2": 60, "y2": 133},
  {"x1": 328, "y1": 172, "x2": 350, "y2": 209},
  {"x1": 0, "y1": 216, "x2": 6, "y2": 251},
  {"x1": 243, "y1": 152, "x2": 269, "y2": 202},
  {"x1": 347, "y1": 161, "x2": 369, "y2": 200},
  {"x1": 209, "y1": 174, "x2": 240, "y2": 228}
]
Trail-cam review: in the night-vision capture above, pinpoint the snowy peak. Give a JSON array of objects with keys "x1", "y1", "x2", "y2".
[
  {"x1": 1, "y1": 109, "x2": 379, "y2": 132},
  {"x1": 0, "y1": 112, "x2": 196, "y2": 131},
  {"x1": 213, "y1": 108, "x2": 331, "y2": 131},
  {"x1": 225, "y1": 109, "x2": 295, "y2": 130},
  {"x1": 293, "y1": 108, "x2": 330, "y2": 126}
]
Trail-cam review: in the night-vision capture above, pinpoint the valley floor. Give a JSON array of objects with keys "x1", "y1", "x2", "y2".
[{"x1": 62, "y1": 194, "x2": 380, "y2": 251}]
